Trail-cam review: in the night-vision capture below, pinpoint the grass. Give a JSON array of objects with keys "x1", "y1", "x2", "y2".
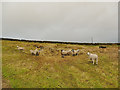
[{"x1": 2, "y1": 40, "x2": 118, "y2": 88}]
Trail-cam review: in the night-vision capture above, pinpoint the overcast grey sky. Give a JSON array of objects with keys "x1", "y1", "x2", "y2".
[{"x1": 2, "y1": 2, "x2": 118, "y2": 43}]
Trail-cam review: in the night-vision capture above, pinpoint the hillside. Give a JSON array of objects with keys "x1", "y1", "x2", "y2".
[{"x1": 2, "y1": 40, "x2": 118, "y2": 88}]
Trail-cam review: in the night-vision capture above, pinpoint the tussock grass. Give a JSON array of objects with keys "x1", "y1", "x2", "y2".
[{"x1": 2, "y1": 40, "x2": 118, "y2": 88}]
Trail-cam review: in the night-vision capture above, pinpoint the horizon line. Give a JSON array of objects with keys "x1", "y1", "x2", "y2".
[{"x1": 1, "y1": 37, "x2": 119, "y2": 45}]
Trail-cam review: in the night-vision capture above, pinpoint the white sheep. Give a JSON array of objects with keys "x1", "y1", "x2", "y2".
[
  {"x1": 87, "y1": 52, "x2": 98, "y2": 65},
  {"x1": 30, "y1": 48, "x2": 41, "y2": 56},
  {"x1": 30, "y1": 50, "x2": 35, "y2": 55},
  {"x1": 61, "y1": 49, "x2": 73, "y2": 58},
  {"x1": 17, "y1": 46, "x2": 24, "y2": 51},
  {"x1": 67, "y1": 50, "x2": 74, "y2": 55}
]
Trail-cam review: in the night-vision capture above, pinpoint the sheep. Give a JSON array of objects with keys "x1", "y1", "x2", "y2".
[
  {"x1": 30, "y1": 48, "x2": 41, "y2": 56},
  {"x1": 72, "y1": 49, "x2": 80, "y2": 56},
  {"x1": 30, "y1": 50, "x2": 35, "y2": 55},
  {"x1": 61, "y1": 49, "x2": 80, "y2": 58},
  {"x1": 61, "y1": 49, "x2": 73, "y2": 58},
  {"x1": 66, "y1": 49, "x2": 74, "y2": 55},
  {"x1": 17, "y1": 46, "x2": 24, "y2": 51},
  {"x1": 87, "y1": 52, "x2": 98, "y2": 65},
  {"x1": 61, "y1": 50, "x2": 68, "y2": 58}
]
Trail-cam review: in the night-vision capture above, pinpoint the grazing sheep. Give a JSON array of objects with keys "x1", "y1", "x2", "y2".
[
  {"x1": 30, "y1": 50, "x2": 35, "y2": 55},
  {"x1": 61, "y1": 50, "x2": 68, "y2": 58},
  {"x1": 30, "y1": 48, "x2": 41, "y2": 56},
  {"x1": 61, "y1": 50, "x2": 69, "y2": 58},
  {"x1": 61, "y1": 49, "x2": 73, "y2": 58},
  {"x1": 67, "y1": 50, "x2": 73, "y2": 55},
  {"x1": 72, "y1": 49, "x2": 80, "y2": 56},
  {"x1": 17, "y1": 46, "x2": 24, "y2": 51},
  {"x1": 87, "y1": 52, "x2": 98, "y2": 65}
]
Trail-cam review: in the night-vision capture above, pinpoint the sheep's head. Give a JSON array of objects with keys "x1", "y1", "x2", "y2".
[
  {"x1": 61, "y1": 50, "x2": 63, "y2": 52},
  {"x1": 35, "y1": 47, "x2": 38, "y2": 48},
  {"x1": 71, "y1": 49, "x2": 74, "y2": 52},
  {"x1": 17, "y1": 46, "x2": 19, "y2": 48},
  {"x1": 87, "y1": 52, "x2": 90, "y2": 55}
]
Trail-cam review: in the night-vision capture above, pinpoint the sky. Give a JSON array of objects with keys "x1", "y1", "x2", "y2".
[{"x1": 2, "y1": 2, "x2": 118, "y2": 43}]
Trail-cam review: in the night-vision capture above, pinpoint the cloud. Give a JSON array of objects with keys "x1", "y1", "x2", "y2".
[{"x1": 2, "y1": 2, "x2": 118, "y2": 43}]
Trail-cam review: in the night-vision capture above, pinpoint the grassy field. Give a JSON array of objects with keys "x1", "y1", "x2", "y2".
[{"x1": 2, "y1": 40, "x2": 118, "y2": 88}]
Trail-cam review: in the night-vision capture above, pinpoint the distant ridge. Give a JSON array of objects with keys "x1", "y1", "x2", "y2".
[{"x1": 1, "y1": 38, "x2": 119, "y2": 45}]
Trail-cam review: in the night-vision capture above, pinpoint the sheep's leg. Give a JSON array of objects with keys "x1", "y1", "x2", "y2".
[
  {"x1": 32, "y1": 52, "x2": 35, "y2": 55},
  {"x1": 36, "y1": 52, "x2": 39, "y2": 56},
  {"x1": 96, "y1": 59, "x2": 98, "y2": 65},
  {"x1": 62, "y1": 55, "x2": 64, "y2": 58},
  {"x1": 73, "y1": 54, "x2": 75, "y2": 56},
  {"x1": 92, "y1": 59, "x2": 94, "y2": 65}
]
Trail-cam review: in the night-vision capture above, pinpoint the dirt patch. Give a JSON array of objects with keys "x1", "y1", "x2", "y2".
[{"x1": 2, "y1": 78, "x2": 11, "y2": 88}]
